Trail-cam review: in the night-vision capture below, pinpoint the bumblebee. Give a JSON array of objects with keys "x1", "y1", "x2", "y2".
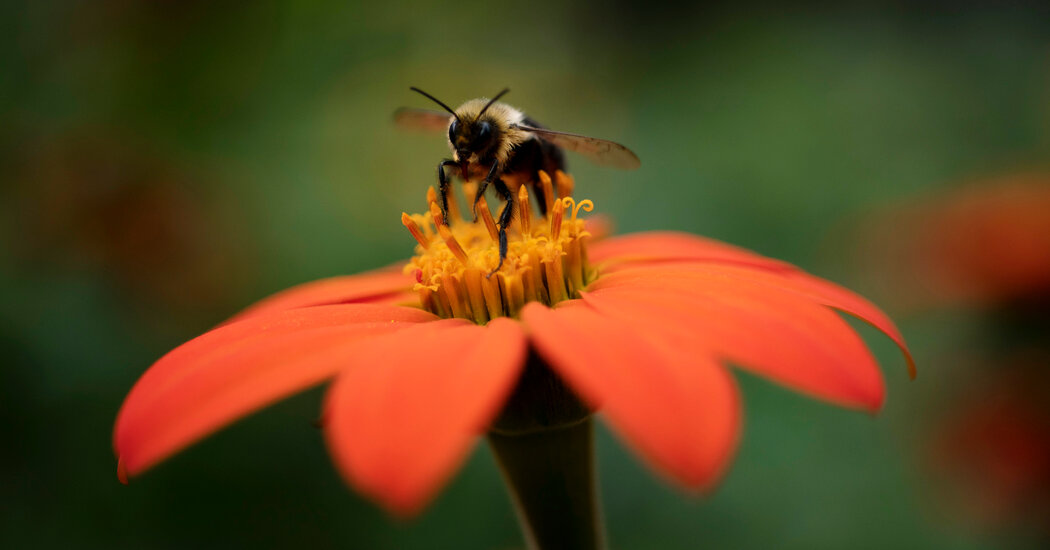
[{"x1": 395, "y1": 87, "x2": 640, "y2": 273}]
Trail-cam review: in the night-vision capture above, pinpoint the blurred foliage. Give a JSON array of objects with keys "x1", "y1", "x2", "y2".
[{"x1": 2, "y1": 1, "x2": 1050, "y2": 549}]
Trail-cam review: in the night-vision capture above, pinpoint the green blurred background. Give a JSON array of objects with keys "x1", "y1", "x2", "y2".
[{"x1": 3, "y1": 2, "x2": 1050, "y2": 548}]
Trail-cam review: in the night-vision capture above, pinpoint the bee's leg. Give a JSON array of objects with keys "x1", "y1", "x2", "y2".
[
  {"x1": 437, "y1": 159, "x2": 457, "y2": 221},
  {"x1": 471, "y1": 162, "x2": 500, "y2": 222},
  {"x1": 488, "y1": 178, "x2": 513, "y2": 278}
]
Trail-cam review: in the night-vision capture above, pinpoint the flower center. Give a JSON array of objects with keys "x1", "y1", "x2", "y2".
[{"x1": 402, "y1": 170, "x2": 595, "y2": 322}]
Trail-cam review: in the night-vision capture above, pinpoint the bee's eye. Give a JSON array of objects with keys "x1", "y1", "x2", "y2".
[
  {"x1": 448, "y1": 120, "x2": 459, "y2": 142},
  {"x1": 476, "y1": 122, "x2": 492, "y2": 143}
]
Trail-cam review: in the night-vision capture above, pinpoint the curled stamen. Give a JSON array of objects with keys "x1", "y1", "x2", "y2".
[
  {"x1": 537, "y1": 170, "x2": 555, "y2": 216},
  {"x1": 571, "y1": 199, "x2": 594, "y2": 222},
  {"x1": 401, "y1": 212, "x2": 430, "y2": 249},
  {"x1": 518, "y1": 185, "x2": 532, "y2": 235}
]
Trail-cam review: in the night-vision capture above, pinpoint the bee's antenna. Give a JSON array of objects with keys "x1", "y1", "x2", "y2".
[
  {"x1": 409, "y1": 87, "x2": 460, "y2": 121},
  {"x1": 479, "y1": 88, "x2": 510, "y2": 116}
]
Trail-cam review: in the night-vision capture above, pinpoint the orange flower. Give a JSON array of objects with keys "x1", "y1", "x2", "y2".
[
  {"x1": 860, "y1": 175, "x2": 1050, "y2": 309},
  {"x1": 114, "y1": 173, "x2": 914, "y2": 516}
]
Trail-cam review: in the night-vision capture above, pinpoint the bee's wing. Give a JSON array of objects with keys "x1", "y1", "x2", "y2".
[
  {"x1": 514, "y1": 124, "x2": 641, "y2": 170},
  {"x1": 393, "y1": 108, "x2": 452, "y2": 132}
]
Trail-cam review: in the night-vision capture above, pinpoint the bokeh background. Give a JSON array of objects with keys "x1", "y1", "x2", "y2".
[{"x1": 3, "y1": 2, "x2": 1050, "y2": 548}]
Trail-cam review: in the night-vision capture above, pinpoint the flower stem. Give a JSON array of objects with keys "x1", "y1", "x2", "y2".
[{"x1": 488, "y1": 352, "x2": 604, "y2": 550}]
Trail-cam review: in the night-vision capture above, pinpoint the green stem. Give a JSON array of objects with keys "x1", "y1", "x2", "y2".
[{"x1": 487, "y1": 352, "x2": 604, "y2": 550}]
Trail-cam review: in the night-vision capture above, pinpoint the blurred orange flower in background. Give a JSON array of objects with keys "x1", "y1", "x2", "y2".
[
  {"x1": 114, "y1": 182, "x2": 914, "y2": 516},
  {"x1": 859, "y1": 173, "x2": 1050, "y2": 538},
  {"x1": 930, "y1": 355, "x2": 1050, "y2": 534},
  {"x1": 860, "y1": 175, "x2": 1050, "y2": 309}
]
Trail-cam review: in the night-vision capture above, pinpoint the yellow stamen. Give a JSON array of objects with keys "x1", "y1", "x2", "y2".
[
  {"x1": 429, "y1": 200, "x2": 445, "y2": 228},
  {"x1": 437, "y1": 224, "x2": 470, "y2": 265},
  {"x1": 402, "y1": 174, "x2": 596, "y2": 322},
  {"x1": 518, "y1": 185, "x2": 532, "y2": 235},
  {"x1": 401, "y1": 212, "x2": 430, "y2": 249},
  {"x1": 571, "y1": 199, "x2": 594, "y2": 222},
  {"x1": 414, "y1": 213, "x2": 435, "y2": 239},
  {"x1": 550, "y1": 197, "x2": 565, "y2": 240},
  {"x1": 442, "y1": 273, "x2": 470, "y2": 319},
  {"x1": 481, "y1": 274, "x2": 504, "y2": 319},
  {"x1": 537, "y1": 170, "x2": 555, "y2": 215},
  {"x1": 555, "y1": 170, "x2": 574, "y2": 198},
  {"x1": 544, "y1": 258, "x2": 568, "y2": 304},
  {"x1": 463, "y1": 268, "x2": 489, "y2": 324},
  {"x1": 561, "y1": 197, "x2": 594, "y2": 237},
  {"x1": 476, "y1": 195, "x2": 500, "y2": 241}
]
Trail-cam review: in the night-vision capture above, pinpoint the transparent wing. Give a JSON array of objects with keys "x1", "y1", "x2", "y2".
[
  {"x1": 514, "y1": 124, "x2": 641, "y2": 170},
  {"x1": 394, "y1": 108, "x2": 452, "y2": 132}
]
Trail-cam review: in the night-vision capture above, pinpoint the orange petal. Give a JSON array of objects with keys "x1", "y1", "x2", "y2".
[
  {"x1": 588, "y1": 231, "x2": 794, "y2": 271},
  {"x1": 521, "y1": 301, "x2": 741, "y2": 490},
  {"x1": 582, "y1": 277, "x2": 885, "y2": 411},
  {"x1": 114, "y1": 304, "x2": 436, "y2": 478},
  {"x1": 324, "y1": 318, "x2": 527, "y2": 516},
  {"x1": 596, "y1": 262, "x2": 915, "y2": 379},
  {"x1": 226, "y1": 267, "x2": 415, "y2": 323}
]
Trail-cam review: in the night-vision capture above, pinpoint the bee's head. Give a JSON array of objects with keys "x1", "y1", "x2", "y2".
[
  {"x1": 409, "y1": 87, "x2": 510, "y2": 164},
  {"x1": 448, "y1": 118, "x2": 497, "y2": 162}
]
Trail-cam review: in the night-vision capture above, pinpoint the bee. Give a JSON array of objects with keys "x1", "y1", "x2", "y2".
[{"x1": 395, "y1": 87, "x2": 640, "y2": 273}]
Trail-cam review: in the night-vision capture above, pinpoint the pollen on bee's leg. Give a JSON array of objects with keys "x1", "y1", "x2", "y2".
[
  {"x1": 555, "y1": 170, "x2": 574, "y2": 198},
  {"x1": 401, "y1": 212, "x2": 430, "y2": 249},
  {"x1": 518, "y1": 185, "x2": 532, "y2": 235},
  {"x1": 538, "y1": 170, "x2": 555, "y2": 216}
]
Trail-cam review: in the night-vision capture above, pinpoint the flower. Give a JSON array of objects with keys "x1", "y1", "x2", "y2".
[
  {"x1": 114, "y1": 171, "x2": 914, "y2": 516},
  {"x1": 858, "y1": 175, "x2": 1050, "y2": 309},
  {"x1": 928, "y1": 352, "x2": 1050, "y2": 534}
]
